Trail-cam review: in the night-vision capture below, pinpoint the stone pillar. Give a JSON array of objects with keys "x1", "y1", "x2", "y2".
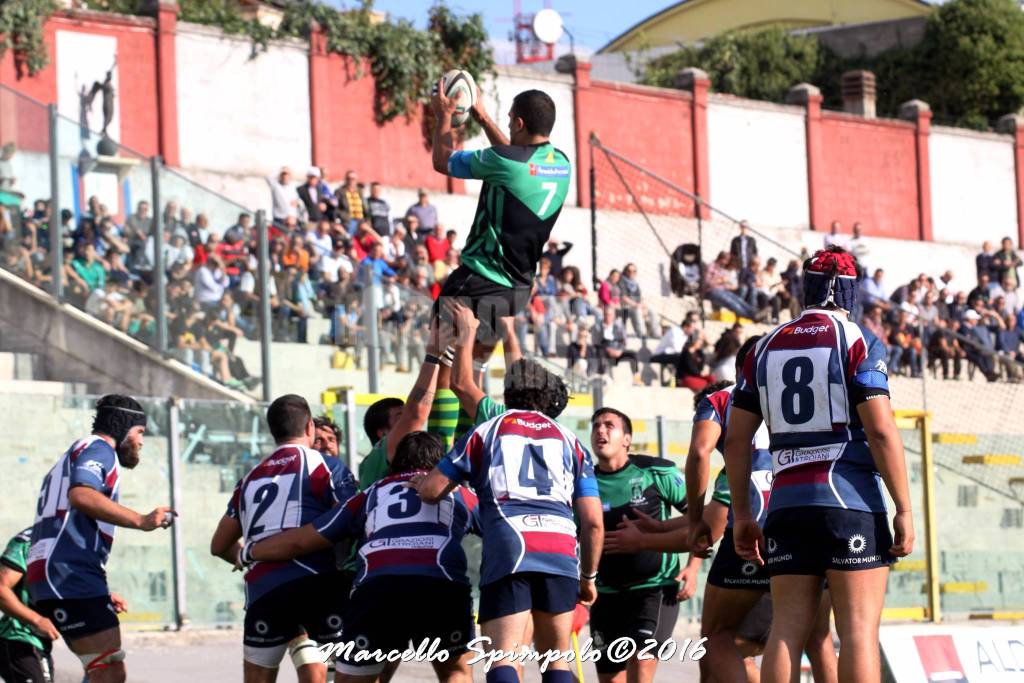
[
  {"x1": 787, "y1": 83, "x2": 825, "y2": 231},
  {"x1": 155, "y1": 0, "x2": 180, "y2": 166},
  {"x1": 841, "y1": 70, "x2": 876, "y2": 119},
  {"x1": 308, "y1": 20, "x2": 329, "y2": 170},
  {"x1": 573, "y1": 60, "x2": 592, "y2": 207},
  {"x1": 679, "y1": 67, "x2": 711, "y2": 219},
  {"x1": 997, "y1": 113, "x2": 1024, "y2": 248},
  {"x1": 899, "y1": 99, "x2": 933, "y2": 242}
]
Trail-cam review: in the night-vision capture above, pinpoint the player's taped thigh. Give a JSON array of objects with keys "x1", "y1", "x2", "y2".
[
  {"x1": 288, "y1": 636, "x2": 322, "y2": 668},
  {"x1": 78, "y1": 647, "x2": 126, "y2": 673},
  {"x1": 243, "y1": 643, "x2": 289, "y2": 669}
]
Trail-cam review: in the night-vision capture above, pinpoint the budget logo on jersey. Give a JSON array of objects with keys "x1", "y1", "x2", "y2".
[
  {"x1": 528, "y1": 163, "x2": 570, "y2": 178},
  {"x1": 786, "y1": 324, "x2": 830, "y2": 335}
]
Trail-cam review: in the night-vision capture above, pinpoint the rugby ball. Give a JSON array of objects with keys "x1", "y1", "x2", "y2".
[{"x1": 437, "y1": 69, "x2": 477, "y2": 127}]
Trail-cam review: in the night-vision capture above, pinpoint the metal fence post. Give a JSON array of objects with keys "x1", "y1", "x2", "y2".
[
  {"x1": 151, "y1": 156, "x2": 167, "y2": 354},
  {"x1": 167, "y1": 398, "x2": 187, "y2": 629},
  {"x1": 256, "y1": 210, "x2": 272, "y2": 402},
  {"x1": 590, "y1": 376, "x2": 604, "y2": 410},
  {"x1": 656, "y1": 415, "x2": 667, "y2": 459},
  {"x1": 343, "y1": 387, "x2": 358, "y2": 471},
  {"x1": 920, "y1": 413, "x2": 941, "y2": 623},
  {"x1": 48, "y1": 104, "x2": 62, "y2": 301},
  {"x1": 364, "y1": 282, "x2": 380, "y2": 394}
]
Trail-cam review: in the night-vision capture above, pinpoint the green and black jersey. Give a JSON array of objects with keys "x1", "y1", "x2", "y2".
[
  {"x1": 448, "y1": 143, "x2": 571, "y2": 288},
  {"x1": 595, "y1": 455, "x2": 687, "y2": 593},
  {"x1": 0, "y1": 528, "x2": 45, "y2": 651}
]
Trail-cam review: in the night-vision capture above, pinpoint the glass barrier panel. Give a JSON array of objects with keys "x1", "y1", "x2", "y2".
[{"x1": 0, "y1": 393, "x2": 174, "y2": 627}]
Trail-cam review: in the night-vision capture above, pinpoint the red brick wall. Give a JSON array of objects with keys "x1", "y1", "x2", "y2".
[
  {"x1": 575, "y1": 80, "x2": 695, "y2": 216},
  {"x1": 818, "y1": 112, "x2": 920, "y2": 240},
  {"x1": 311, "y1": 54, "x2": 446, "y2": 191},
  {"x1": 0, "y1": 12, "x2": 160, "y2": 157}
]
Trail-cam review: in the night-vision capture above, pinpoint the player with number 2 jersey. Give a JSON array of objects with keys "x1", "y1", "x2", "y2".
[{"x1": 724, "y1": 247, "x2": 914, "y2": 683}]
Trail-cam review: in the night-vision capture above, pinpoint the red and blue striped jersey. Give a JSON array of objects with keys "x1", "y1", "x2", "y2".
[
  {"x1": 693, "y1": 385, "x2": 773, "y2": 526},
  {"x1": 28, "y1": 436, "x2": 119, "y2": 601},
  {"x1": 732, "y1": 309, "x2": 891, "y2": 514},
  {"x1": 437, "y1": 409, "x2": 600, "y2": 586},
  {"x1": 226, "y1": 444, "x2": 356, "y2": 605},
  {"x1": 314, "y1": 470, "x2": 478, "y2": 587}
]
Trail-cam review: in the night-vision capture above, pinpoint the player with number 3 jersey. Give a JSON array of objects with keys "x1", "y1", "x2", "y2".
[{"x1": 724, "y1": 247, "x2": 914, "y2": 683}]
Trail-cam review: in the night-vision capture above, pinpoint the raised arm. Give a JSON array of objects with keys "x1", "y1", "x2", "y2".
[
  {"x1": 431, "y1": 78, "x2": 461, "y2": 174},
  {"x1": 448, "y1": 301, "x2": 486, "y2": 420},
  {"x1": 385, "y1": 319, "x2": 450, "y2": 462},
  {"x1": 471, "y1": 88, "x2": 510, "y2": 147}
]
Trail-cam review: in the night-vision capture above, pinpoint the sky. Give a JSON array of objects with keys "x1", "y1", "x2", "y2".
[{"x1": 326, "y1": 0, "x2": 676, "y2": 60}]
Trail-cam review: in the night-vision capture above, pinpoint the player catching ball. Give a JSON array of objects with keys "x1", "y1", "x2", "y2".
[
  {"x1": 27, "y1": 395, "x2": 174, "y2": 683},
  {"x1": 430, "y1": 74, "x2": 571, "y2": 367},
  {"x1": 725, "y1": 246, "x2": 914, "y2": 683}
]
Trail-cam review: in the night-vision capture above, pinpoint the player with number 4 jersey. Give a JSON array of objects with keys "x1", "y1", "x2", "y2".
[
  {"x1": 724, "y1": 247, "x2": 914, "y2": 683},
  {"x1": 412, "y1": 359, "x2": 603, "y2": 683},
  {"x1": 210, "y1": 395, "x2": 356, "y2": 683}
]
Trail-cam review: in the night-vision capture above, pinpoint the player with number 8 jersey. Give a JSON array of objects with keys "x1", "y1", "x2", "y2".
[{"x1": 724, "y1": 247, "x2": 914, "y2": 683}]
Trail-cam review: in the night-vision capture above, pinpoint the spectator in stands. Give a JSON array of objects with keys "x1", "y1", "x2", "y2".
[
  {"x1": 72, "y1": 243, "x2": 105, "y2": 293},
  {"x1": 888, "y1": 309, "x2": 922, "y2": 377},
  {"x1": 267, "y1": 166, "x2": 298, "y2": 223},
  {"x1": 927, "y1": 317, "x2": 963, "y2": 380},
  {"x1": 437, "y1": 248, "x2": 460, "y2": 284},
  {"x1": 209, "y1": 291, "x2": 251, "y2": 351},
  {"x1": 282, "y1": 233, "x2": 310, "y2": 273},
  {"x1": 125, "y1": 200, "x2": 151, "y2": 269},
  {"x1": 407, "y1": 244, "x2": 435, "y2": 289},
  {"x1": 384, "y1": 225, "x2": 407, "y2": 270},
  {"x1": 366, "y1": 182, "x2": 391, "y2": 237},
  {"x1": 990, "y1": 275, "x2": 1020, "y2": 316},
  {"x1": 282, "y1": 264, "x2": 316, "y2": 343},
  {"x1": 406, "y1": 188, "x2": 437, "y2": 240},
  {"x1": 710, "y1": 323, "x2": 742, "y2": 382},
  {"x1": 961, "y1": 309, "x2": 999, "y2": 381},
  {"x1": 850, "y1": 222, "x2": 869, "y2": 270},
  {"x1": 729, "y1": 220, "x2": 757, "y2": 272},
  {"x1": 761, "y1": 257, "x2": 786, "y2": 323},
  {"x1": 703, "y1": 250, "x2": 757, "y2": 320},
  {"x1": 337, "y1": 169, "x2": 367, "y2": 236},
  {"x1": 217, "y1": 228, "x2": 248, "y2": 286},
  {"x1": 194, "y1": 252, "x2": 229, "y2": 312},
  {"x1": 360, "y1": 241, "x2": 398, "y2": 288},
  {"x1": 993, "y1": 236, "x2": 1022, "y2": 289},
  {"x1": 598, "y1": 269, "x2": 622, "y2": 309},
  {"x1": 224, "y1": 213, "x2": 251, "y2": 244},
  {"x1": 968, "y1": 273, "x2": 993, "y2": 307},
  {"x1": 164, "y1": 232, "x2": 192, "y2": 271},
  {"x1": 675, "y1": 318, "x2": 713, "y2": 391},
  {"x1": 567, "y1": 324, "x2": 596, "y2": 375},
  {"x1": 619, "y1": 262, "x2": 656, "y2": 338},
  {"x1": 823, "y1": 220, "x2": 850, "y2": 250},
  {"x1": 446, "y1": 228, "x2": 458, "y2": 250},
  {"x1": 976, "y1": 241, "x2": 997, "y2": 283},
  {"x1": 317, "y1": 238, "x2": 353, "y2": 291},
  {"x1": 305, "y1": 219, "x2": 333, "y2": 266},
  {"x1": 860, "y1": 268, "x2": 891, "y2": 312},
  {"x1": 543, "y1": 239, "x2": 573, "y2": 277},
  {"x1": 997, "y1": 313, "x2": 1023, "y2": 380},
  {"x1": 424, "y1": 222, "x2": 449, "y2": 263},
  {"x1": 594, "y1": 305, "x2": 639, "y2": 381},
  {"x1": 559, "y1": 265, "x2": 590, "y2": 319},
  {"x1": 294, "y1": 165, "x2": 325, "y2": 222}
]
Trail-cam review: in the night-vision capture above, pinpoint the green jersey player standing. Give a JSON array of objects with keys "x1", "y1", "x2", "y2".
[{"x1": 431, "y1": 78, "x2": 571, "y2": 364}]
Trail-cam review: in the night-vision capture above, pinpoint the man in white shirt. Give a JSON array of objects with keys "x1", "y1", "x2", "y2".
[
  {"x1": 266, "y1": 166, "x2": 298, "y2": 223},
  {"x1": 305, "y1": 219, "x2": 333, "y2": 262},
  {"x1": 823, "y1": 220, "x2": 851, "y2": 251}
]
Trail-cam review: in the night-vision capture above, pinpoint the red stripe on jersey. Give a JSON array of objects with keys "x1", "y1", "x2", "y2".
[
  {"x1": 458, "y1": 487, "x2": 479, "y2": 513},
  {"x1": 497, "y1": 414, "x2": 564, "y2": 441},
  {"x1": 245, "y1": 560, "x2": 290, "y2": 583},
  {"x1": 768, "y1": 314, "x2": 838, "y2": 351},
  {"x1": 708, "y1": 389, "x2": 731, "y2": 423},
  {"x1": 365, "y1": 548, "x2": 438, "y2": 572},
  {"x1": 467, "y1": 432, "x2": 484, "y2": 471},
  {"x1": 847, "y1": 337, "x2": 867, "y2": 380},
  {"x1": 68, "y1": 439, "x2": 92, "y2": 464},
  {"x1": 99, "y1": 532, "x2": 113, "y2": 546},
  {"x1": 104, "y1": 469, "x2": 118, "y2": 490},
  {"x1": 773, "y1": 462, "x2": 832, "y2": 486},
  {"x1": 250, "y1": 446, "x2": 303, "y2": 479},
  {"x1": 309, "y1": 462, "x2": 330, "y2": 501},
  {"x1": 523, "y1": 531, "x2": 577, "y2": 556},
  {"x1": 344, "y1": 491, "x2": 368, "y2": 515},
  {"x1": 26, "y1": 560, "x2": 45, "y2": 584}
]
